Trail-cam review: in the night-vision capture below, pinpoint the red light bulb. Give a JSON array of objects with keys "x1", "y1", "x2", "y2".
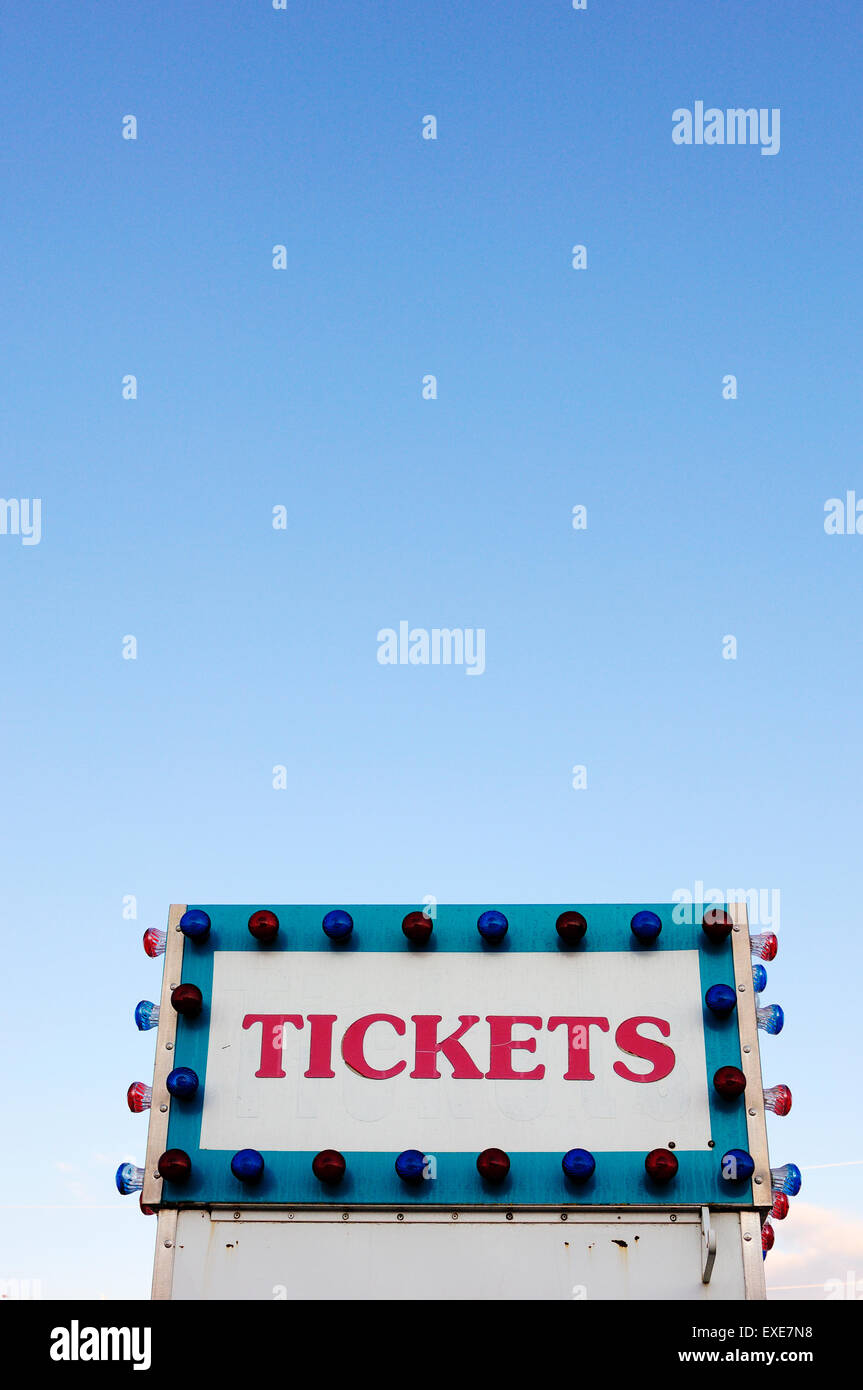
[
  {"x1": 771, "y1": 1192, "x2": 790, "y2": 1221},
  {"x1": 764, "y1": 1084, "x2": 792, "y2": 1116},
  {"x1": 126, "y1": 1082, "x2": 152, "y2": 1113},
  {"x1": 762, "y1": 1218, "x2": 775, "y2": 1253},
  {"x1": 157, "y1": 1149, "x2": 192, "y2": 1182},
  {"x1": 402, "y1": 911, "x2": 433, "y2": 945},
  {"x1": 171, "y1": 984, "x2": 203, "y2": 1017},
  {"x1": 312, "y1": 1150, "x2": 346, "y2": 1184},
  {"x1": 556, "y1": 911, "x2": 587, "y2": 946},
  {"x1": 702, "y1": 908, "x2": 733, "y2": 944},
  {"x1": 476, "y1": 1148, "x2": 510, "y2": 1183},
  {"x1": 645, "y1": 1148, "x2": 678, "y2": 1183},
  {"x1": 248, "y1": 909, "x2": 279, "y2": 944},
  {"x1": 143, "y1": 927, "x2": 166, "y2": 958},
  {"x1": 751, "y1": 932, "x2": 778, "y2": 961},
  {"x1": 713, "y1": 1065, "x2": 746, "y2": 1100}
]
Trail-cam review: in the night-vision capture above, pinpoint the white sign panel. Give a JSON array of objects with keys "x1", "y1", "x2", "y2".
[{"x1": 200, "y1": 949, "x2": 710, "y2": 1153}]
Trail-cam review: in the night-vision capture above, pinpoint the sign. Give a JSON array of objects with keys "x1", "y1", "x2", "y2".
[{"x1": 143, "y1": 904, "x2": 769, "y2": 1210}]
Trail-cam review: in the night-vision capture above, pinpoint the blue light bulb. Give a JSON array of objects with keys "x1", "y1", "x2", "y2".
[
  {"x1": 720, "y1": 1149, "x2": 755, "y2": 1182},
  {"x1": 180, "y1": 909, "x2": 211, "y2": 942},
  {"x1": 231, "y1": 1149, "x2": 265, "y2": 1184},
  {"x1": 166, "y1": 1066, "x2": 199, "y2": 1099},
  {"x1": 115, "y1": 1162, "x2": 144, "y2": 1195},
  {"x1": 134, "y1": 1000, "x2": 160, "y2": 1031},
  {"x1": 752, "y1": 964, "x2": 767, "y2": 993},
  {"x1": 757, "y1": 1004, "x2": 784, "y2": 1035},
  {"x1": 771, "y1": 1163, "x2": 802, "y2": 1197},
  {"x1": 477, "y1": 910, "x2": 508, "y2": 943},
  {"x1": 705, "y1": 984, "x2": 737, "y2": 1017},
  {"x1": 562, "y1": 1148, "x2": 596, "y2": 1181},
  {"x1": 630, "y1": 910, "x2": 662, "y2": 944},
  {"x1": 395, "y1": 1149, "x2": 427, "y2": 1183},
  {"x1": 322, "y1": 909, "x2": 353, "y2": 941}
]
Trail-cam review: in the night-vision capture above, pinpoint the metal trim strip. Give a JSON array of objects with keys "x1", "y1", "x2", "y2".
[{"x1": 142, "y1": 904, "x2": 186, "y2": 1209}]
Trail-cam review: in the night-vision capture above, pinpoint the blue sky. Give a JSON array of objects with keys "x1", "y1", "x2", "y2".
[{"x1": 1, "y1": 1, "x2": 861, "y2": 1299}]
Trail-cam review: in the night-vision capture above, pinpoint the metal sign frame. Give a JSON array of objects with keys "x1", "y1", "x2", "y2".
[
  {"x1": 142, "y1": 902, "x2": 770, "y2": 1215},
  {"x1": 151, "y1": 1205, "x2": 767, "y2": 1301}
]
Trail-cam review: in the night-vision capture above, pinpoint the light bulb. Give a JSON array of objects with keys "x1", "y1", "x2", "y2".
[
  {"x1": 248, "y1": 910, "x2": 279, "y2": 944},
  {"x1": 143, "y1": 928, "x2": 166, "y2": 958},
  {"x1": 134, "y1": 1000, "x2": 159, "y2": 1031},
  {"x1": 401, "y1": 912, "x2": 433, "y2": 946},
  {"x1": 556, "y1": 911, "x2": 587, "y2": 946},
  {"x1": 763, "y1": 1084, "x2": 792, "y2": 1116},
  {"x1": 395, "y1": 1149, "x2": 427, "y2": 1183},
  {"x1": 630, "y1": 910, "x2": 662, "y2": 944},
  {"x1": 115, "y1": 1162, "x2": 144, "y2": 1195},
  {"x1": 476, "y1": 1148, "x2": 510, "y2": 1181},
  {"x1": 126, "y1": 1082, "x2": 151, "y2": 1113},
  {"x1": 166, "y1": 1067, "x2": 199, "y2": 1100},
  {"x1": 231, "y1": 1149, "x2": 265, "y2": 1183},
  {"x1": 322, "y1": 910, "x2": 353, "y2": 942},
  {"x1": 713, "y1": 1066, "x2": 746, "y2": 1100},
  {"x1": 312, "y1": 1149, "x2": 346, "y2": 1183},
  {"x1": 757, "y1": 1004, "x2": 784, "y2": 1035},
  {"x1": 705, "y1": 983, "x2": 737, "y2": 1017},
  {"x1": 770, "y1": 1163, "x2": 802, "y2": 1196},
  {"x1": 562, "y1": 1148, "x2": 596, "y2": 1181},
  {"x1": 158, "y1": 1149, "x2": 192, "y2": 1182},
  {"x1": 720, "y1": 1149, "x2": 755, "y2": 1182},
  {"x1": 644, "y1": 1148, "x2": 678, "y2": 1183},
  {"x1": 771, "y1": 1192, "x2": 790, "y2": 1220},
  {"x1": 170, "y1": 984, "x2": 203, "y2": 1017},
  {"x1": 751, "y1": 932, "x2": 778, "y2": 961},
  {"x1": 702, "y1": 908, "x2": 733, "y2": 944},
  {"x1": 179, "y1": 909, "x2": 211, "y2": 943},
  {"x1": 477, "y1": 911, "x2": 508, "y2": 944}
]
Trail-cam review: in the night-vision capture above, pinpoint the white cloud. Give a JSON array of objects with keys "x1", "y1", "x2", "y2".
[{"x1": 767, "y1": 1203, "x2": 863, "y2": 1299}]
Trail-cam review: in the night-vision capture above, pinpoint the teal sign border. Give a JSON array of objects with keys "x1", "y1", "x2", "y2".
[{"x1": 161, "y1": 904, "x2": 751, "y2": 1208}]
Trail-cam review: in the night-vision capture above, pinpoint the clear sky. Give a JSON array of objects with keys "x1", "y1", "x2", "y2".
[{"x1": 1, "y1": 1, "x2": 861, "y2": 1300}]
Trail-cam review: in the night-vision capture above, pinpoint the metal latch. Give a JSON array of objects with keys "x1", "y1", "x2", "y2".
[{"x1": 701, "y1": 1206, "x2": 717, "y2": 1283}]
